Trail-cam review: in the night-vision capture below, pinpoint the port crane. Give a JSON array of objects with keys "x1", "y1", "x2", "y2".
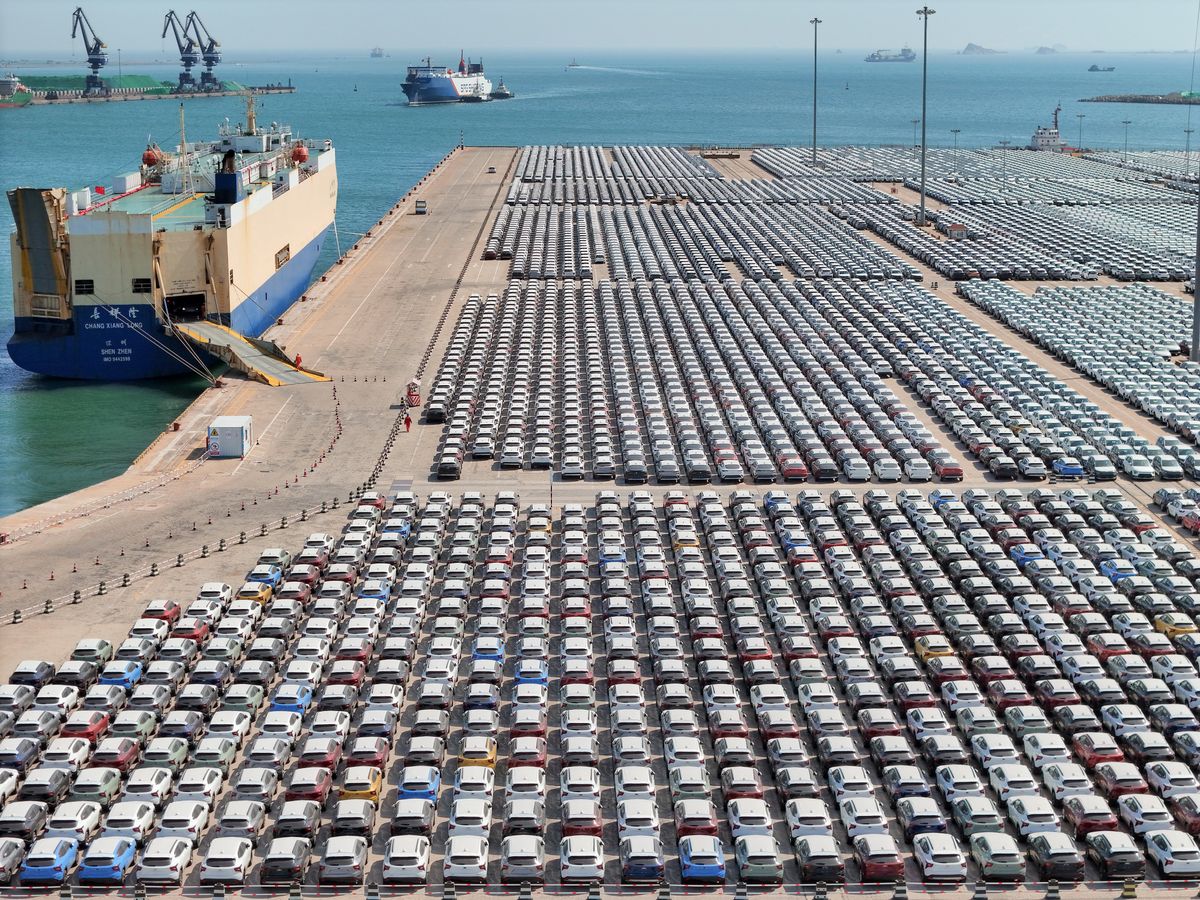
[
  {"x1": 162, "y1": 10, "x2": 200, "y2": 92},
  {"x1": 70, "y1": 6, "x2": 108, "y2": 96},
  {"x1": 184, "y1": 11, "x2": 222, "y2": 91}
]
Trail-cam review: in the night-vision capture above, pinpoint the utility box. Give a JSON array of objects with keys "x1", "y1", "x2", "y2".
[
  {"x1": 414, "y1": 199, "x2": 428, "y2": 215},
  {"x1": 947, "y1": 223, "x2": 969, "y2": 240},
  {"x1": 207, "y1": 415, "x2": 253, "y2": 459}
]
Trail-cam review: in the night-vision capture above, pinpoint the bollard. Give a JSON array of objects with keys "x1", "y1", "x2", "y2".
[
  {"x1": 732, "y1": 883, "x2": 748, "y2": 900},
  {"x1": 219, "y1": 538, "x2": 226, "y2": 552},
  {"x1": 814, "y1": 883, "x2": 828, "y2": 900},
  {"x1": 289, "y1": 882, "x2": 302, "y2": 900},
  {"x1": 43, "y1": 599, "x2": 53, "y2": 614},
  {"x1": 655, "y1": 882, "x2": 670, "y2": 900},
  {"x1": 333, "y1": 496, "x2": 339, "y2": 508},
  {"x1": 11, "y1": 610, "x2": 22, "y2": 624},
  {"x1": 1121, "y1": 880, "x2": 1138, "y2": 899},
  {"x1": 1044, "y1": 881, "x2": 1060, "y2": 900},
  {"x1": 442, "y1": 881, "x2": 457, "y2": 900},
  {"x1": 322, "y1": 501, "x2": 328, "y2": 513},
  {"x1": 212, "y1": 884, "x2": 226, "y2": 900},
  {"x1": 201, "y1": 544, "x2": 209, "y2": 558},
  {"x1": 59, "y1": 884, "x2": 72, "y2": 900},
  {"x1": 72, "y1": 590, "x2": 81, "y2": 604},
  {"x1": 150, "y1": 563, "x2": 159, "y2": 577},
  {"x1": 239, "y1": 531, "x2": 246, "y2": 545},
  {"x1": 122, "y1": 573, "x2": 130, "y2": 587},
  {"x1": 176, "y1": 553, "x2": 183, "y2": 568},
  {"x1": 260, "y1": 523, "x2": 268, "y2": 537},
  {"x1": 300, "y1": 509, "x2": 307, "y2": 522},
  {"x1": 98, "y1": 581, "x2": 107, "y2": 595},
  {"x1": 281, "y1": 516, "x2": 288, "y2": 529},
  {"x1": 134, "y1": 882, "x2": 147, "y2": 900},
  {"x1": 365, "y1": 882, "x2": 381, "y2": 900},
  {"x1": 893, "y1": 882, "x2": 908, "y2": 900}
]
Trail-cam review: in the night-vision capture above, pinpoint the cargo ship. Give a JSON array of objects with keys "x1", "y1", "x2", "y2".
[
  {"x1": 7, "y1": 95, "x2": 337, "y2": 380},
  {"x1": 402, "y1": 52, "x2": 493, "y2": 104},
  {"x1": 865, "y1": 47, "x2": 917, "y2": 62}
]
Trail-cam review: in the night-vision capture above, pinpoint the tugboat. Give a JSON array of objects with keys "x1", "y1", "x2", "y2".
[
  {"x1": 865, "y1": 47, "x2": 917, "y2": 62},
  {"x1": 489, "y1": 77, "x2": 514, "y2": 100}
]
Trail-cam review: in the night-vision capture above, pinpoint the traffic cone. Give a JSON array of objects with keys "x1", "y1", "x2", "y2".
[
  {"x1": 1121, "y1": 880, "x2": 1137, "y2": 899},
  {"x1": 1045, "y1": 880, "x2": 1060, "y2": 900}
]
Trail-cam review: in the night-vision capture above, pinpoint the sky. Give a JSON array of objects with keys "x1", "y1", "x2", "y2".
[{"x1": 0, "y1": 0, "x2": 1195, "y2": 58}]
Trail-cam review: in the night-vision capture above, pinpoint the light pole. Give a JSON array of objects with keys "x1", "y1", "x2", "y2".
[
  {"x1": 916, "y1": 5, "x2": 935, "y2": 226},
  {"x1": 1122, "y1": 119, "x2": 1132, "y2": 161},
  {"x1": 912, "y1": 118, "x2": 920, "y2": 149},
  {"x1": 998, "y1": 139, "x2": 1010, "y2": 192},
  {"x1": 1076, "y1": 113, "x2": 1085, "y2": 150},
  {"x1": 810, "y1": 17, "x2": 822, "y2": 166},
  {"x1": 1193, "y1": 182, "x2": 1200, "y2": 361},
  {"x1": 1186, "y1": 128, "x2": 1194, "y2": 179},
  {"x1": 950, "y1": 128, "x2": 961, "y2": 173}
]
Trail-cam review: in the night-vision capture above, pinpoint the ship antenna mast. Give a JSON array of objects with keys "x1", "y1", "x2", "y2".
[
  {"x1": 1053, "y1": 103, "x2": 1061, "y2": 131},
  {"x1": 244, "y1": 91, "x2": 257, "y2": 135},
  {"x1": 178, "y1": 102, "x2": 192, "y2": 194}
]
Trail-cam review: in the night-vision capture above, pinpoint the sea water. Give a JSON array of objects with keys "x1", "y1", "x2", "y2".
[{"x1": 2, "y1": 49, "x2": 1197, "y2": 515}]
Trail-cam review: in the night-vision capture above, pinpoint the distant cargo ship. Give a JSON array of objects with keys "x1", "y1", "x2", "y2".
[
  {"x1": 370, "y1": 47, "x2": 384, "y2": 58},
  {"x1": 7, "y1": 95, "x2": 337, "y2": 380},
  {"x1": 403, "y1": 52, "x2": 511, "y2": 104},
  {"x1": 1088, "y1": 64, "x2": 1116, "y2": 72},
  {"x1": 865, "y1": 47, "x2": 917, "y2": 62}
]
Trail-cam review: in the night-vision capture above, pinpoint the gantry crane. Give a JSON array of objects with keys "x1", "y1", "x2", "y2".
[
  {"x1": 162, "y1": 10, "x2": 200, "y2": 92},
  {"x1": 70, "y1": 7, "x2": 108, "y2": 96},
  {"x1": 184, "y1": 11, "x2": 222, "y2": 92}
]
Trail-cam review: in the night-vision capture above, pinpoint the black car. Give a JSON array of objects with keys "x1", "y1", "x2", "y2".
[
  {"x1": 273, "y1": 801, "x2": 322, "y2": 841},
  {"x1": 1085, "y1": 832, "x2": 1146, "y2": 879},
  {"x1": 356, "y1": 710, "x2": 397, "y2": 743},
  {"x1": 51, "y1": 661, "x2": 99, "y2": 692},
  {"x1": 9, "y1": 661, "x2": 55, "y2": 690},
  {"x1": 188, "y1": 663, "x2": 234, "y2": 691},
  {"x1": 260, "y1": 837, "x2": 313, "y2": 884},
  {"x1": 390, "y1": 798, "x2": 435, "y2": 836}
]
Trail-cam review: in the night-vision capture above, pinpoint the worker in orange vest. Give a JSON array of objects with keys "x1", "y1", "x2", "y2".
[
  {"x1": 294, "y1": 353, "x2": 302, "y2": 369},
  {"x1": 404, "y1": 414, "x2": 412, "y2": 433}
]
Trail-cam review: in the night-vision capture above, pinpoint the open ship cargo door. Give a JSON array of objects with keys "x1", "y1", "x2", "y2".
[
  {"x1": 8, "y1": 188, "x2": 70, "y2": 320},
  {"x1": 173, "y1": 320, "x2": 329, "y2": 386}
]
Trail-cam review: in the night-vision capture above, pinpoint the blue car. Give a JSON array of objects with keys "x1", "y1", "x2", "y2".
[
  {"x1": 1100, "y1": 558, "x2": 1136, "y2": 581},
  {"x1": 78, "y1": 836, "x2": 137, "y2": 884},
  {"x1": 245, "y1": 564, "x2": 284, "y2": 588},
  {"x1": 514, "y1": 659, "x2": 549, "y2": 686},
  {"x1": 19, "y1": 837, "x2": 78, "y2": 884},
  {"x1": 679, "y1": 835, "x2": 726, "y2": 884},
  {"x1": 471, "y1": 637, "x2": 505, "y2": 664},
  {"x1": 1009, "y1": 544, "x2": 1045, "y2": 569},
  {"x1": 463, "y1": 684, "x2": 501, "y2": 711},
  {"x1": 270, "y1": 683, "x2": 314, "y2": 714},
  {"x1": 1052, "y1": 457, "x2": 1085, "y2": 478},
  {"x1": 382, "y1": 520, "x2": 411, "y2": 538},
  {"x1": 599, "y1": 546, "x2": 626, "y2": 564},
  {"x1": 396, "y1": 765, "x2": 440, "y2": 802},
  {"x1": 354, "y1": 578, "x2": 392, "y2": 601},
  {"x1": 98, "y1": 660, "x2": 143, "y2": 690},
  {"x1": 620, "y1": 836, "x2": 665, "y2": 883}
]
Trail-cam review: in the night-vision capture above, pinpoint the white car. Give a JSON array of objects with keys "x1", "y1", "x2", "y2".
[
  {"x1": 1023, "y1": 733, "x2": 1072, "y2": 770},
  {"x1": 728, "y1": 798, "x2": 773, "y2": 838},
  {"x1": 614, "y1": 765, "x2": 656, "y2": 803},
  {"x1": 447, "y1": 799, "x2": 491, "y2": 838},
  {"x1": 45, "y1": 800, "x2": 102, "y2": 843},
  {"x1": 40, "y1": 739, "x2": 91, "y2": 774},
  {"x1": 1148, "y1": 830, "x2": 1200, "y2": 877},
  {"x1": 913, "y1": 832, "x2": 966, "y2": 881},
  {"x1": 1006, "y1": 796, "x2": 1060, "y2": 836},
  {"x1": 206, "y1": 711, "x2": 252, "y2": 745},
  {"x1": 199, "y1": 836, "x2": 253, "y2": 885},
  {"x1": 934, "y1": 765, "x2": 985, "y2": 802},
  {"x1": 101, "y1": 801, "x2": 156, "y2": 843},
  {"x1": 442, "y1": 835, "x2": 488, "y2": 883},
  {"x1": 663, "y1": 737, "x2": 705, "y2": 769},
  {"x1": 156, "y1": 801, "x2": 211, "y2": 841},
  {"x1": 454, "y1": 766, "x2": 495, "y2": 802},
  {"x1": 560, "y1": 767, "x2": 602, "y2": 804},
  {"x1": 1041, "y1": 763, "x2": 1094, "y2": 802},
  {"x1": 560, "y1": 835, "x2": 604, "y2": 882},
  {"x1": 988, "y1": 765, "x2": 1040, "y2": 802},
  {"x1": 616, "y1": 799, "x2": 659, "y2": 839},
  {"x1": 505, "y1": 766, "x2": 546, "y2": 802},
  {"x1": 121, "y1": 768, "x2": 174, "y2": 807},
  {"x1": 828, "y1": 766, "x2": 874, "y2": 800},
  {"x1": 785, "y1": 798, "x2": 833, "y2": 839},
  {"x1": 838, "y1": 797, "x2": 889, "y2": 838},
  {"x1": 1148, "y1": 761, "x2": 1200, "y2": 800},
  {"x1": 1118, "y1": 793, "x2": 1174, "y2": 834},
  {"x1": 258, "y1": 711, "x2": 302, "y2": 745},
  {"x1": 136, "y1": 837, "x2": 194, "y2": 884},
  {"x1": 382, "y1": 835, "x2": 431, "y2": 884},
  {"x1": 173, "y1": 767, "x2": 224, "y2": 804}
]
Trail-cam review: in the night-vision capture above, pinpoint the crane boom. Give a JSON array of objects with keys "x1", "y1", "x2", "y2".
[
  {"x1": 162, "y1": 10, "x2": 199, "y2": 92},
  {"x1": 184, "y1": 11, "x2": 222, "y2": 91},
  {"x1": 70, "y1": 6, "x2": 108, "y2": 95}
]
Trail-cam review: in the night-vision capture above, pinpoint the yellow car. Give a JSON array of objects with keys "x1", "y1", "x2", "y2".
[
  {"x1": 671, "y1": 531, "x2": 700, "y2": 551},
  {"x1": 236, "y1": 581, "x2": 272, "y2": 604},
  {"x1": 458, "y1": 735, "x2": 497, "y2": 768},
  {"x1": 914, "y1": 634, "x2": 954, "y2": 662},
  {"x1": 339, "y1": 765, "x2": 383, "y2": 804},
  {"x1": 1155, "y1": 613, "x2": 1198, "y2": 639}
]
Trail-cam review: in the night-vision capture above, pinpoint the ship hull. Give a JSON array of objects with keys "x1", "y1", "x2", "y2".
[
  {"x1": 402, "y1": 71, "x2": 492, "y2": 105},
  {"x1": 7, "y1": 226, "x2": 328, "y2": 380}
]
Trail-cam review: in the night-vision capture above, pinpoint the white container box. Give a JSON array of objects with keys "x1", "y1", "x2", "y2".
[{"x1": 207, "y1": 415, "x2": 253, "y2": 459}]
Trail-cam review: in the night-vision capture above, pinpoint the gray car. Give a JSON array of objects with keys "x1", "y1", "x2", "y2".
[
  {"x1": 500, "y1": 834, "x2": 545, "y2": 883},
  {"x1": 318, "y1": 835, "x2": 368, "y2": 885}
]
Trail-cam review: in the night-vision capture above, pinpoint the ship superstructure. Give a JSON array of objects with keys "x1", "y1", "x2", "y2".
[
  {"x1": 7, "y1": 95, "x2": 337, "y2": 380},
  {"x1": 402, "y1": 52, "x2": 493, "y2": 104},
  {"x1": 865, "y1": 47, "x2": 917, "y2": 62}
]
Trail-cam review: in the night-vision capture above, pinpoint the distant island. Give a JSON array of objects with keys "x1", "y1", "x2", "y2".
[
  {"x1": 1082, "y1": 91, "x2": 1200, "y2": 106},
  {"x1": 961, "y1": 43, "x2": 1002, "y2": 55},
  {"x1": 1035, "y1": 46, "x2": 1058, "y2": 54}
]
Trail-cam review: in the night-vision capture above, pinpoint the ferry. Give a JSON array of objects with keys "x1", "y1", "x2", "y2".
[
  {"x1": 402, "y1": 53, "x2": 493, "y2": 104},
  {"x1": 6, "y1": 95, "x2": 337, "y2": 381}
]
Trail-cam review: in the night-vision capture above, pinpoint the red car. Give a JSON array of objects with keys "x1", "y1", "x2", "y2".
[
  {"x1": 1094, "y1": 762, "x2": 1149, "y2": 799},
  {"x1": 674, "y1": 800, "x2": 718, "y2": 836},
  {"x1": 141, "y1": 598, "x2": 181, "y2": 624},
  {"x1": 323, "y1": 565, "x2": 358, "y2": 584},
  {"x1": 561, "y1": 800, "x2": 603, "y2": 837},
  {"x1": 720, "y1": 767, "x2": 764, "y2": 799},
  {"x1": 509, "y1": 737, "x2": 548, "y2": 768},
  {"x1": 994, "y1": 528, "x2": 1030, "y2": 550},
  {"x1": 484, "y1": 546, "x2": 514, "y2": 566},
  {"x1": 708, "y1": 709, "x2": 750, "y2": 739},
  {"x1": 736, "y1": 638, "x2": 773, "y2": 662},
  {"x1": 274, "y1": 582, "x2": 313, "y2": 603},
  {"x1": 925, "y1": 657, "x2": 970, "y2": 685},
  {"x1": 606, "y1": 660, "x2": 640, "y2": 685},
  {"x1": 294, "y1": 548, "x2": 329, "y2": 573},
  {"x1": 344, "y1": 737, "x2": 390, "y2": 769},
  {"x1": 561, "y1": 598, "x2": 591, "y2": 618},
  {"x1": 1130, "y1": 632, "x2": 1175, "y2": 658},
  {"x1": 1171, "y1": 794, "x2": 1200, "y2": 835},
  {"x1": 510, "y1": 710, "x2": 548, "y2": 738},
  {"x1": 171, "y1": 618, "x2": 211, "y2": 643},
  {"x1": 296, "y1": 738, "x2": 343, "y2": 771},
  {"x1": 690, "y1": 618, "x2": 724, "y2": 640},
  {"x1": 933, "y1": 459, "x2": 964, "y2": 481},
  {"x1": 759, "y1": 712, "x2": 800, "y2": 740},
  {"x1": 1086, "y1": 633, "x2": 1132, "y2": 662},
  {"x1": 972, "y1": 655, "x2": 1016, "y2": 686},
  {"x1": 986, "y1": 679, "x2": 1033, "y2": 711},
  {"x1": 1063, "y1": 796, "x2": 1119, "y2": 837},
  {"x1": 899, "y1": 614, "x2": 941, "y2": 639},
  {"x1": 560, "y1": 660, "x2": 594, "y2": 686},
  {"x1": 778, "y1": 456, "x2": 809, "y2": 481},
  {"x1": 894, "y1": 681, "x2": 939, "y2": 711},
  {"x1": 327, "y1": 661, "x2": 367, "y2": 688},
  {"x1": 286, "y1": 565, "x2": 322, "y2": 587},
  {"x1": 857, "y1": 709, "x2": 903, "y2": 738},
  {"x1": 1034, "y1": 679, "x2": 1080, "y2": 710},
  {"x1": 782, "y1": 635, "x2": 819, "y2": 660},
  {"x1": 1072, "y1": 732, "x2": 1125, "y2": 769},
  {"x1": 60, "y1": 710, "x2": 110, "y2": 744},
  {"x1": 90, "y1": 737, "x2": 141, "y2": 773},
  {"x1": 854, "y1": 838, "x2": 905, "y2": 882},
  {"x1": 334, "y1": 639, "x2": 373, "y2": 663}
]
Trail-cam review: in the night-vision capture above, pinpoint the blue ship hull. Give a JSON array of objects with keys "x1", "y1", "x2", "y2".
[
  {"x1": 7, "y1": 227, "x2": 328, "y2": 381},
  {"x1": 402, "y1": 75, "x2": 463, "y2": 105}
]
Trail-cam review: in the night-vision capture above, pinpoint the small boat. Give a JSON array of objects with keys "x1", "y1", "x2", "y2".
[
  {"x1": 489, "y1": 77, "x2": 514, "y2": 100},
  {"x1": 566, "y1": 58, "x2": 580, "y2": 69}
]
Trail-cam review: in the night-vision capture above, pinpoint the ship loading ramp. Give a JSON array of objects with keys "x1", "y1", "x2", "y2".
[{"x1": 173, "y1": 320, "x2": 330, "y2": 386}]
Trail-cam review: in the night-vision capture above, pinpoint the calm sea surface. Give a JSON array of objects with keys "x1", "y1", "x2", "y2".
[{"x1": 2, "y1": 49, "x2": 1198, "y2": 514}]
